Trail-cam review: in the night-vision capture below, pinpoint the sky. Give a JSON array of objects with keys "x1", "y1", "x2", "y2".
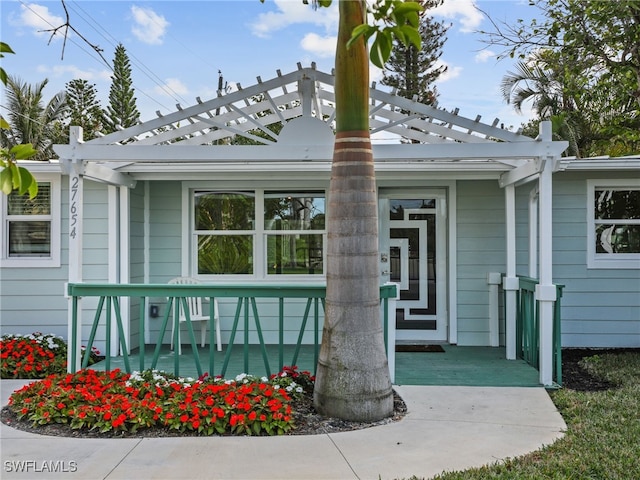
[{"x1": 1, "y1": 0, "x2": 541, "y2": 136}]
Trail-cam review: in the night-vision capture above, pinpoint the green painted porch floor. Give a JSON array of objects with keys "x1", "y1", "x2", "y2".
[
  {"x1": 92, "y1": 344, "x2": 542, "y2": 387},
  {"x1": 394, "y1": 345, "x2": 541, "y2": 386}
]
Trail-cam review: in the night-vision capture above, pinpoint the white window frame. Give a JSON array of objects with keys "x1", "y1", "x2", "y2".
[
  {"x1": 187, "y1": 186, "x2": 327, "y2": 281},
  {"x1": 587, "y1": 179, "x2": 640, "y2": 269},
  {"x1": 0, "y1": 172, "x2": 61, "y2": 268}
]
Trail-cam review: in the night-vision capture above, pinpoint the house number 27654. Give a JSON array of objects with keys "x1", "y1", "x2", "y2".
[{"x1": 69, "y1": 176, "x2": 79, "y2": 239}]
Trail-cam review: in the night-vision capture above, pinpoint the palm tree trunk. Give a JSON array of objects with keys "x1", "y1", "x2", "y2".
[{"x1": 313, "y1": 0, "x2": 393, "y2": 422}]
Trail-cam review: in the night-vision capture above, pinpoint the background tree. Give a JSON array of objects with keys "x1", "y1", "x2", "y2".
[
  {"x1": 0, "y1": 42, "x2": 38, "y2": 197},
  {"x1": 1, "y1": 75, "x2": 67, "y2": 161},
  {"x1": 103, "y1": 43, "x2": 140, "y2": 133},
  {"x1": 481, "y1": 0, "x2": 640, "y2": 156},
  {"x1": 65, "y1": 79, "x2": 104, "y2": 141},
  {"x1": 381, "y1": 0, "x2": 449, "y2": 105},
  {"x1": 500, "y1": 49, "x2": 586, "y2": 156}
]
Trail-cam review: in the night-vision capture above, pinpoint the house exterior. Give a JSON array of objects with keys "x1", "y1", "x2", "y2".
[{"x1": 1, "y1": 64, "x2": 639, "y2": 386}]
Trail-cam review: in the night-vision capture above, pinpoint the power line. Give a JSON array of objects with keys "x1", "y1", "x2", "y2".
[{"x1": 65, "y1": 1, "x2": 188, "y2": 109}]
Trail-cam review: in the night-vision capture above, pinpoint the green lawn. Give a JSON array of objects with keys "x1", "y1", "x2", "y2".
[{"x1": 423, "y1": 351, "x2": 640, "y2": 479}]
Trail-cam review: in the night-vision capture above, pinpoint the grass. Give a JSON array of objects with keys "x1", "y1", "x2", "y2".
[{"x1": 418, "y1": 351, "x2": 640, "y2": 479}]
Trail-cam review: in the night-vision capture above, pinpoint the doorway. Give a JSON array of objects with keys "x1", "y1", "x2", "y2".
[{"x1": 379, "y1": 190, "x2": 448, "y2": 342}]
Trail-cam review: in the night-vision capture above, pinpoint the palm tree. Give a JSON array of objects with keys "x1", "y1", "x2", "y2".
[
  {"x1": 1, "y1": 76, "x2": 67, "y2": 160},
  {"x1": 500, "y1": 51, "x2": 585, "y2": 156},
  {"x1": 313, "y1": 1, "x2": 394, "y2": 422}
]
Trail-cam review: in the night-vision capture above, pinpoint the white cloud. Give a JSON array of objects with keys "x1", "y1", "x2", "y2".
[
  {"x1": 36, "y1": 64, "x2": 112, "y2": 82},
  {"x1": 300, "y1": 33, "x2": 336, "y2": 58},
  {"x1": 130, "y1": 5, "x2": 169, "y2": 45},
  {"x1": 249, "y1": 0, "x2": 338, "y2": 38},
  {"x1": 475, "y1": 49, "x2": 495, "y2": 63},
  {"x1": 11, "y1": 3, "x2": 65, "y2": 39},
  {"x1": 432, "y1": 0, "x2": 483, "y2": 33},
  {"x1": 154, "y1": 78, "x2": 189, "y2": 98}
]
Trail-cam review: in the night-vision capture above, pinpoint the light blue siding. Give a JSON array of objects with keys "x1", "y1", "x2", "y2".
[
  {"x1": 456, "y1": 180, "x2": 505, "y2": 346},
  {"x1": 549, "y1": 172, "x2": 639, "y2": 347}
]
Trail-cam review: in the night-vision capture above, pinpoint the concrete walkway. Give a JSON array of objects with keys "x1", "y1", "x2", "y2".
[{"x1": 1, "y1": 380, "x2": 566, "y2": 480}]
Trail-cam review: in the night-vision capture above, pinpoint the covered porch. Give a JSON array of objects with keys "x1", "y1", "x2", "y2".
[
  {"x1": 69, "y1": 279, "x2": 561, "y2": 386},
  {"x1": 55, "y1": 64, "x2": 568, "y2": 387}
]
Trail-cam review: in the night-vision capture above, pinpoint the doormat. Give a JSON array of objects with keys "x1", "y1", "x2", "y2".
[{"x1": 395, "y1": 344, "x2": 445, "y2": 353}]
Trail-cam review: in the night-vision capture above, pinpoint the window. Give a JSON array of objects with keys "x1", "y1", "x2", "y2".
[
  {"x1": 1, "y1": 173, "x2": 61, "y2": 267},
  {"x1": 195, "y1": 191, "x2": 255, "y2": 275},
  {"x1": 265, "y1": 192, "x2": 325, "y2": 275},
  {"x1": 193, "y1": 189, "x2": 325, "y2": 278},
  {"x1": 588, "y1": 180, "x2": 640, "y2": 269}
]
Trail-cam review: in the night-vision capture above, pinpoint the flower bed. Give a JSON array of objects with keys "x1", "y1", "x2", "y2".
[
  {"x1": 7, "y1": 367, "x2": 315, "y2": 436},
  {"x1": 1, "y1": 333, "x2": 100, "y2": 379}
]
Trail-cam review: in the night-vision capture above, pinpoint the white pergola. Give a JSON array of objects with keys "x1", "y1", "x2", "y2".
[{"x1": 54, "y1": 63, "x2": 568, "y2": 385}]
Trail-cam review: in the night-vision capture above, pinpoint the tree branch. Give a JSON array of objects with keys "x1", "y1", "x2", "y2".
[{"x1": 40, "y1": 0, "x2": 109, "y2": 66}]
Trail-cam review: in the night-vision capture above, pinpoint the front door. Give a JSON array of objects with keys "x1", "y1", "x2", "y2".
[{"x1": 379, "y1": 191, "x2": 448, "y2": 342}]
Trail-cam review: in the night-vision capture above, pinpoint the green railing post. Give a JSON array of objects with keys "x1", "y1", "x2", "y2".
[
  {"x1": 173, "y1": 298, "x2": 180, "y2": 376},
  {"x1": 278, "y1": 297, "x2": 284, "y2": 371},
  {"x1": 209, "y1": 296, "x2": 216, "y2": 376},
  {"x1": 243, "y1": 297, "x2": 250, "y2": 374},
  {"x1": 105, "y1": 296, "x2": 112, "y2": 371},
  {"x1": 70, "y1": 295, "x2": 79, "y2": 373},
  {"x1": 514, "y1": 276, "x2": 564, "y2": 386},
  {"x1": 139, "y1": 298, "x2": 146, "y2": 372}
]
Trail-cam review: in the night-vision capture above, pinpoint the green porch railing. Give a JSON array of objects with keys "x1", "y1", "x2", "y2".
[
  {"x1": 515, "y1": 276, "x2": 564, "y2": 385},
  {"x1": 67, "y1": 283, "x2": 397, "y2": 379}
]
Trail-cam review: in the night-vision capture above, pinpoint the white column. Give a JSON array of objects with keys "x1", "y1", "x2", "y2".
[
  {"x1": 66, "y1": 126, "x2": 84, "y2": 372},
  {"x1": 537, "y1": 121, "x2": 557, "y2": 386},
  {"x1": 503, "y1": 184, "x2": 518, "y2": 360},
  {"x1": 107, "y1": 186, "x2": 131, "y2": 356},
  {"x1": 144, "y1": 181, "x2": 151, "y2": 343},
  {"x1": 528, "y1": 187, "x2": 539, "y2": 279},
  {"x1": 108, "y1": 186, "x2": 120, "y2": 356},
  {"x1": 119, "y1": 186, "x2": 130, "y2": 355}
]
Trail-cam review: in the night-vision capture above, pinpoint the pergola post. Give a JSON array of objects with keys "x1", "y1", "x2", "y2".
[
  {"x1": 65, "y1": 126, "x2": 84, "y2": 372},
  {"x1": 536, "y1": 125, "x2": 557, "y2": 386},
  {"x1": 108, "y1": 185, "x2": 131, "y2": 356},
  {"x1": 503, "y1": 183, "x2": 518, "y2": 360}
]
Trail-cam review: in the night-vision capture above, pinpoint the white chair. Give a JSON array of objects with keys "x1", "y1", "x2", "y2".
[{"x1": 168, "y1": 277, "x2": 222, "y2": 353}]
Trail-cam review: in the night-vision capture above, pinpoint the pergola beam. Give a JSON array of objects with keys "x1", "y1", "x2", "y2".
[{"x1": 54, "y1": 140, "x2": 567, "y2": 164}]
